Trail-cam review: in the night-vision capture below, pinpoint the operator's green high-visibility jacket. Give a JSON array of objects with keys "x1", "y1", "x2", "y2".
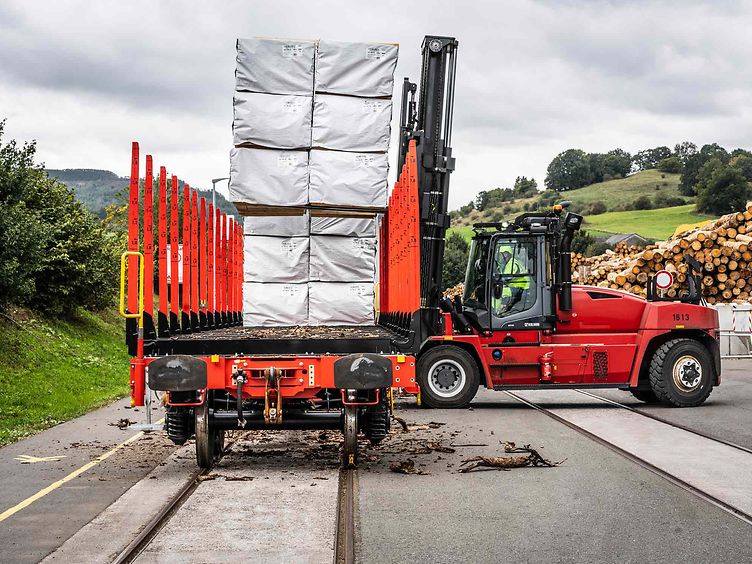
[{"x1": 502, "y1": 257, "x2": 529, "y2": 296}]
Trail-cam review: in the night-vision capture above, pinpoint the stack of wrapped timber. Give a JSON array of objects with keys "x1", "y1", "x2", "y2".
[
  {"x1": 242, "y1": 214, "x2": 310, "y2": 326},
  {"x1": 229, "y1": 38, "x2": 397, "y2": 212},
  {"x1": 572, "y1": 204, "x2": 752, "y2": 304},
  {"x1": 309, "y1": 216, "x2": 377, "y2": 325}
]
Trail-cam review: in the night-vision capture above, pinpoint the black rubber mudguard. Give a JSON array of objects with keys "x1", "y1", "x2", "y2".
[
  {"x1": 333, "y1": 353, "x2": 393, "y2": 390},
  {"x1": 147, "y1": 355, "x2": 208, "y2": 391}
]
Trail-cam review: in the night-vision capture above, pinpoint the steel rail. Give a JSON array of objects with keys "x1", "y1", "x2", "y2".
[
  {"x1": 112, "y1": 435, "x2": 240, "y2": 564},
  {"x1": 504, "y1": 391, "x2": 752, "y2": 527},
  {"x1": 573, "y1": 389, "x2": 752, "y2": 455},
  {"x1": 334, "y1": 468, "x2": 357, "y2": 564},
  {"x1": 111, "y1": 468, "x2": 205, "y2": 564}
]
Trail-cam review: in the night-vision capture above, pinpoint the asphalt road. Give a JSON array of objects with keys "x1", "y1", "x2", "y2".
[
  {"x1": 358, "y1": 390, "x2": 752, "y2": 564},
  {"x1": 593, "y1": 358, "x2": 752, "y2": 449},
  {"x1": 0, "y1": 399, "x2": 176, "y2": 564}
]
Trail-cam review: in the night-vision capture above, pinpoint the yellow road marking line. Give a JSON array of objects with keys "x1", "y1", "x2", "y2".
[{"x1": 0, "y1": 420, "x2": 163, "y2": 523}]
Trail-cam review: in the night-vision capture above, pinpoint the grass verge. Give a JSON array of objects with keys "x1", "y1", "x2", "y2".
[{"x1": 0, "y1": 309, "x2": 129, "y2": 446}]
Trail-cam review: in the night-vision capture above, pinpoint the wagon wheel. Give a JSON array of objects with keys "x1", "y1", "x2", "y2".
[
  {"x1": 342, "y1": 405, "x2": 358, "y2": 468},
  {"x1": 195, "y1": 399, "x2": 221, "y2": 469}
]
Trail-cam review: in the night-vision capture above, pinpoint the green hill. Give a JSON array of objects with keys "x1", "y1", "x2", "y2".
[
  {"x1": 449, "y1": 169, "x2": 704, "y2": 242},
  {"x1": 48, "y1": 168, "x2": 240, "y2": 220},
  {"x1": 47, "y1": 169, "x2": 128, "y2": 218}
]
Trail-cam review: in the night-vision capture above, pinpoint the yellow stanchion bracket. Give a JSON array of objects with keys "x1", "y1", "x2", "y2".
[{"x1": 119, "y1": 251, "x2": 145, "y2": 325}]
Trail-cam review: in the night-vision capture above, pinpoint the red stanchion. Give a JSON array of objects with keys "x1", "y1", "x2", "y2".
[
  {"x1": 181, "y1": 184, "x2": 191, "y2": 332},
  {"x1": 157, "y1": 166, "x2": 169, "y2": 336},
  {"x1": 190, "y1": 190, "x2": 199, "y2": 331},
  {"x1": 170, "y1": 175, "x2": 180, "y2": 333}
]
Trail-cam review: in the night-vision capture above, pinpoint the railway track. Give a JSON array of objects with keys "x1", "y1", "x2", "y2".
[
  {"x1": 573, "y1": 389, "x2": 752, "y2": 455},
  {"x1": 112, "y1": 436, "x2": 358, "y2": 564},
  {"x1": 505, "y1": 390, "x2": 752, "y2": 527}
]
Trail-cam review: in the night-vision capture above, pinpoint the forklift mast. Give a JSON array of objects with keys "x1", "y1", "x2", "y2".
[{"x1": 398, "y1": 35, "x2": 458, "y2": 328}]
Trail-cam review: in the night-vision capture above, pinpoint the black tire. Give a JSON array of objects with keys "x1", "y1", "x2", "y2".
[
  {"x1": 648, "y1": 338, "x2": 714, "y2": 407},
  {"x1": 417, "y1": 346, "x2": 480, "y2": 409},
  {"x1": 629, "y1": 389, "x2": 660, "y2": 403}
]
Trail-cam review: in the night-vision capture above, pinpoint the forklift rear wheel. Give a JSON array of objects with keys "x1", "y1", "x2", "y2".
[
  {"x1": 195, "y1": 399, "x2": 224, "y2": 469},
  {"x1": 342, "y1": 405, "x2": 358, "y2": 468},
  {"x1": 648, "y1": 338, "x2": 714, "y2": 407},
  {"x1": 417, "y1": 346, "x2": 480, "y2": 409}
]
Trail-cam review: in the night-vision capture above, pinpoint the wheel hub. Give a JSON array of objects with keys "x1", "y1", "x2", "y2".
[
  {"x1": 434, "y1": 365, "x2": 460, "y2": 389},
  {"x1": 673, "y1": 355, "x2": 702, "y2": 392},
  {"x1": 427, "y1": 359, "x2": 467, "y2": 398}
]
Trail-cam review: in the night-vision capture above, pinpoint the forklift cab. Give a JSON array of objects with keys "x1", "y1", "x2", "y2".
[
  {"x1": 461, "y1": 207, "x2": 583, "y2": 333},
  {"x1": 463, "y1": 233, "x2": 554, "y2": 331}
]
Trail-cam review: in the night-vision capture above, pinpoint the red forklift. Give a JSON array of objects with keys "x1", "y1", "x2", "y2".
[{"x1": 122, "y1": 35, "x2": 720, "y2": 469}]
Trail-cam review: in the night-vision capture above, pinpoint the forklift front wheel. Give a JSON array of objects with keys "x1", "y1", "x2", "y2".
[{"x1": 417, "y1": 346, "x2": 480, "y2": 409}]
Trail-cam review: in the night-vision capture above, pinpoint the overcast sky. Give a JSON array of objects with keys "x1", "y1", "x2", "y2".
[{"x1": 1, "y1": 0, "x2": 751, "y2": 210}]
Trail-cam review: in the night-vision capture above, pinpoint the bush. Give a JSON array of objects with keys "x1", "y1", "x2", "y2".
[
  {"x1": 585, "y1": 241, "x2": 610, "y2": 256},
  {"x1": 571, "y1": 230, "x2": 594, "y2": 254},
  {"x1": 632, "y1": 195, "x2": 653, "y2": 210},
  {"x1": 0, "y1": 121, "x2": 120, "y2": 314},
  {"x1": 653, "y1": 194, "x2": 686, "y2": 209},
  {"x1": 589, "y1": 201, "x2": 607, "y2": 215}
]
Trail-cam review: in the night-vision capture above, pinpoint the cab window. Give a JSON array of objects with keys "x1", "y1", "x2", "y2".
[{"x1": 491, "y1": 238, "x2": 537, "y2": 318}]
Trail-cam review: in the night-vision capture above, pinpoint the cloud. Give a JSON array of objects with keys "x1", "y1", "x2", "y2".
[{"x1": 1, "y1": 0, "x2": 751, "y2": 209}]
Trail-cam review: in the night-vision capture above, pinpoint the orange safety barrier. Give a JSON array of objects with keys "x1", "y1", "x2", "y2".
[{"x1": 124, "y1": 141, "x2": 243, "y2": 405}]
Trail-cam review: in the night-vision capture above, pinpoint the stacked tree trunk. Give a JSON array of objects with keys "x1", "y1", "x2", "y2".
[{"x1": 572, "y1": 204, "x2": 752, "y2": 304}]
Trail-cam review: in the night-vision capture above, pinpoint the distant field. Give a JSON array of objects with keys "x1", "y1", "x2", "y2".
[
  {"x1": 449, "y1": 204, "x2": 715, "y2": 242},
  {"x1": 582, "y1": 204, "x2": 714, "y2": 240}
]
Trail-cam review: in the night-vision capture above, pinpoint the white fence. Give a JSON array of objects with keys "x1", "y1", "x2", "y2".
[{"x1": 712, "y1": 303, "x2": 752, "y2": 358}]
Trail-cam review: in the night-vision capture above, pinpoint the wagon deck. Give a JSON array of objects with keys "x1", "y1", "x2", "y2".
[{"x1": 152, "y1": 324, "x2": 401, "y2": 356}]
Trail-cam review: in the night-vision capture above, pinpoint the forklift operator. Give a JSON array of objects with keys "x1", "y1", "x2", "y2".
[{"x1": 493, "y1": 245, "x2": 530, "y2": 315}]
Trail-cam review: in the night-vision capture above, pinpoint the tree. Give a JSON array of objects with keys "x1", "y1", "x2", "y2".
[
  {"x1": 658, "y1": 156, "x2": 683, "y2": 173},
  {"x1": 695, "y1": 159, "x2": 749, "y2": 215},
  {"x1": 442, "y1": 232, "x2": 469, "y2": 290},
  {"x1": 730, "y1": 153, "x2": 752, "y2": 182},
  {"x1": 680, "y1": 143, "x2": 730, "y2": 196},
  {"x1": 545, "y1": 149, "x2": 591, "y2": 191},
  {"x1": 602, "y1": 148, "x2": 632, "y2": 179},
  {"x1": 513, "y1": 176, "x2": 538, "y2": 197},
  {"x1": 0, "y1": 120, "x2": 120, "y2": 314},
  {"x1": 632, "y1": 146, "x2": 672, "y2": 171},
  {"x1": 674, "y1": 141, "x2": 697, "y2": 164}
]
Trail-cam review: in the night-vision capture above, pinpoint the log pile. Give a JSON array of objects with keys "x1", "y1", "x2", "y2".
[{"x1": 572, "y1": 204, "x2": 752, "y2": 304}]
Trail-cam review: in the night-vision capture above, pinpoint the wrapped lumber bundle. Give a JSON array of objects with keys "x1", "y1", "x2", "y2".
[{"x1": 572, "y1": 204, "x2": 752, "y2": 304}]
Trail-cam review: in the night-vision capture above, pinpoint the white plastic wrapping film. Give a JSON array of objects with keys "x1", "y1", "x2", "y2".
[
  {"x1": 243, "y1": 213, "x2": 310, "y2": 237},
  {"x1": 236, "y1": 38, "x2": 316, "y2": 96},
  {"x1": 310, "y1": 216, "x2": 376, "y2": 237},
  {"x1": 311, "y1": 95, "x2": 391, "y2": 152},
  {"x1": 308, "y1": 282, "x2": 374, "y2": 325},
  {"x1": 243, "y1": 236, "x2": 309, "y2": 284},
  {"x1": 309, "y1": 236, "x2": 376, "y2": 282},
  {"x1": 308, "y1": 150, "x2": 388, "y2": 208},
  {"x1": 243, "y1": 282, "x2": 308, "y2": 327},
  {"x1": 233, "y1": 92, "x2": 313, "y2": 150},
  {"x1": 315, "y1": 40, "x2": 398, "y2": 97},
  {"x1": 229, "y1": 148, "x2": 309, "y2": 207}
]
